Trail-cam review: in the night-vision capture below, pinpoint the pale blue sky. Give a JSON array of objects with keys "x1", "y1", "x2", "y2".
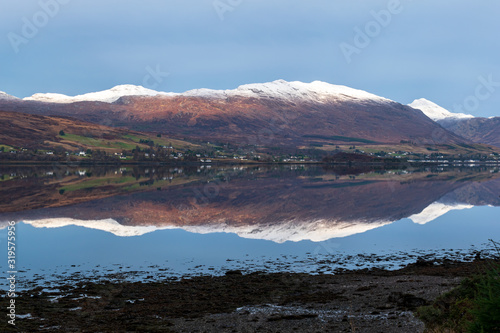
[{"x1": 1, "y1": 0, "x2": 499, "y2": 117}]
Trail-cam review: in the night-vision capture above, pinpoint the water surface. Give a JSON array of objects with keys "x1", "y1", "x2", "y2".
[{"x1": 1, "y1": 165, "x2": 499, "y2": 289}]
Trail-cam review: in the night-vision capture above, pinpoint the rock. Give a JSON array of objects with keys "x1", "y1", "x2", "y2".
[
  {"x1": 388, "y1": 292, "x2": 428, "y2": 310},
  {"x1": 225, "y1": 270, "x2": 243, "y2": 276}
]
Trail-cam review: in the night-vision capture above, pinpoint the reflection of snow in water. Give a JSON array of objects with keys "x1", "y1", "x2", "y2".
[
  {"x1": 19, "y1": 217, "x2": 392, "y2": 243},
  {"x1": 2, "y1": 198, "x2": 483, "y2": 242},
  {"x1": 408, "y1": 202, "x2": 474, "y2": 224},
  {"x1": 23, "y1": 218, "x2": 159, "y2": 237}
]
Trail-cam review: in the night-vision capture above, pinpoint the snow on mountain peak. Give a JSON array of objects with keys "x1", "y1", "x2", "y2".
[
  {"x1": 23, "y1": 84, "x2": 172, "y2": 104},
  {"x1": 0, "y1": 91, "x2": 19, "y2": 100},
  {"x1": 183, "y1": 80, "x2": 390, "y2": 103},
  {"x1": 409, "y1": 98, "x2": 474, "y2": 121}
]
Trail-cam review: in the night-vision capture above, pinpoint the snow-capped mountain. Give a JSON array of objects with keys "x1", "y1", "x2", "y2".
[
  {"x1": 0, "y1": 91, "x2": 19, "y2": 100},
  {"x1": 409, "y1": 98, "x2": 474, "y2": 122},
  {"x1": 23, "y1": 84, "x2": 174, "y2": 104},
  {"x1": 182, "y1": 80, "x2": 390, "y2": 103},
  {"x1": 21, "y1": 80, "x2": 390, "y2": 104}
]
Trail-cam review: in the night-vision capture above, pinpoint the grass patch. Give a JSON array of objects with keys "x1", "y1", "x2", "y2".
[
  {"x1": 417, "y1": 240, "x2": 500, "y2": 333},
  {"x1": 110, "y1": 141, "x2": 138, "y2": 150},
  {"x1": 122, "y1": 134, "x2": 142, "y2": 142},
  {"x1": 60, "y1": 176, "x2": 137, "y2": 192},
  {"x1": 122, "y1": 133, "x2": 198, "y2": 150},
  {"x1": 60, "y1": 133, "x2": 150, "y2": 151},
  {"x1": 60, "y1": 133, "x2": 115, "y2": 148},
  {"x1": 0, "y1": 144, "x2": 16, "y2": 151}
]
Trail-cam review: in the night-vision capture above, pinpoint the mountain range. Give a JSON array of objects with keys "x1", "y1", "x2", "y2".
[{"x1": 0, "y1": 80, "x2": 484, "y2": 150}]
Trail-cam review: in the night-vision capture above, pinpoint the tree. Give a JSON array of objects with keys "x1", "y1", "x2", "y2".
[{"x1": 59, "y1": 130, "x2": 65, "y2": 136}]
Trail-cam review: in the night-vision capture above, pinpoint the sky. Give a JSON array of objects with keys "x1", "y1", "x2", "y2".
[{"x1": 1, "y1": 0, "x2": 500, "y2": 117}]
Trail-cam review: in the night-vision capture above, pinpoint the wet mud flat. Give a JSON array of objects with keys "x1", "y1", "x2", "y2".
[{"x1": 2, "y1": 258, "x2": 494, "y2": 333}]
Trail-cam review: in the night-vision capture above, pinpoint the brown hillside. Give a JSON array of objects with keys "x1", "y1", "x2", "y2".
[{"x1": 0, "y1": 94, "x2": 468, "y2": 148}]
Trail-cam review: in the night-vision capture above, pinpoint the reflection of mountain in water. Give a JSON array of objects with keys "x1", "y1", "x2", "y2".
[
  {"x1": 440, "y1": 177, "x2": 500, "y2": 207},
  {"x1": 408, "y1": 202, "x2": 474, "y2": 225},
  {"x1": 408, "y1": 176, "x2": 500, "y2": 225},
  {"x1": 1, "y1": 167, "x2": 499, "y2": 242}
]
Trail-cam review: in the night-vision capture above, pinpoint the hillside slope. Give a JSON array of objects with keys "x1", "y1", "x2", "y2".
[
  {"x1": 0, "y1": 110, "x2": 194, "y2": 152},
  {"x1": 443, "y1": 117, "x2": 500, "y2": 148}
]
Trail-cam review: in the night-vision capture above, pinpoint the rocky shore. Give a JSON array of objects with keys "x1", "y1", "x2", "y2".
[{"x1": 2, "y1": 258, "x2": 493, "y2": 332}]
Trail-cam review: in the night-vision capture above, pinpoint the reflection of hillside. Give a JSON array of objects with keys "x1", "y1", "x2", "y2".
[
  {"x1": 440, "y1": 177, "x2": 500, "y2": 207},
  {"x1": 1, "y1": 167, "x2": 499, "y2": 242},
  {"x1": 0, "y1": 166, "x2": 213, "y2": 213}
]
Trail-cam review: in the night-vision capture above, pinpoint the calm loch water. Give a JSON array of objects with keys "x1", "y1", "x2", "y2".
[{"x1": 1, "y1": 165, "x2": 499, "y2": 289}]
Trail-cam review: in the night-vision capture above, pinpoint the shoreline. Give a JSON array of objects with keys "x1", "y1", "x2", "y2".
[
  {"x1": 0, "y1": 160, "x2": 498, "y2": 167},
  {"x1": 2, "y1": 258, "x2": 496, "y2": 332}
]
